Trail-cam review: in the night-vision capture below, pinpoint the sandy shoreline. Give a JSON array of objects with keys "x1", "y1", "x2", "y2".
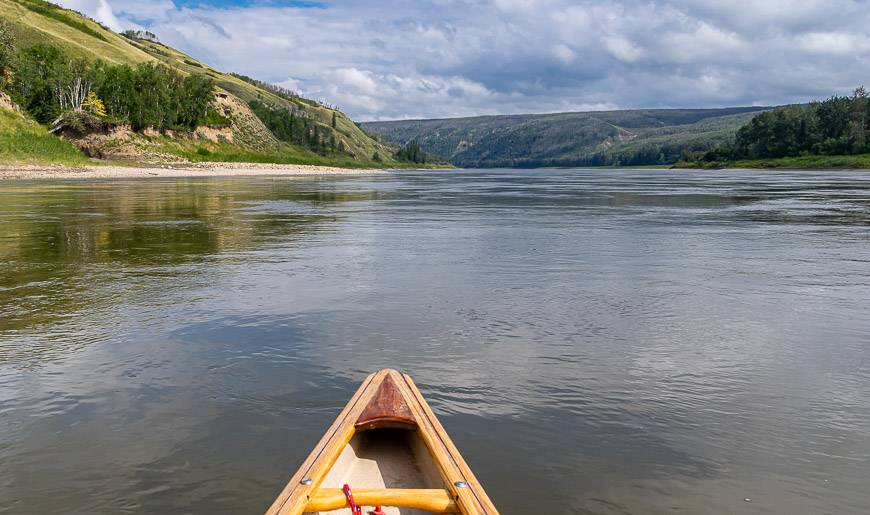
[{"x1": 0, "y1": 162, "x2": 389, "y2": 181}]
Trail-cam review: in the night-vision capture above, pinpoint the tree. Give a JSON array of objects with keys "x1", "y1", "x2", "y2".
[
  {"x1": 90, "y1": 60, "x2": 134, "y2": 120},
  {"x1": 395, "y1": 140, "x2": 426, "y2": 163},
  {"x1": 90, "y1": 62, "x2": 214, "y2": 130},
  {"x1": 6, "y1": 39, "x2": 215, "y2": 132},
  {"x1": 704, "y1": 86, "x2": 870, "y2": 162},
  {"x1": 175, "y1": 73, "x2": 213, "y2": 129},
  {"x1": 11, "y1": 44, "x2": 70, "y2": 123},
  {"x1": 331, "y1": 111, "x2": 337, "y2": 128},
  {"x1": 850, "y1": 86, "x2": 868, "y2": 153},
  {"x1": 0, "y1": 21, "x2": 14, "y2": 90},
  {"x1": 82, "y1": 91, "x2": 106, "y2": 117},
  {"x1": 57, "y1": 60, "x2": 92, "y2": 113}
]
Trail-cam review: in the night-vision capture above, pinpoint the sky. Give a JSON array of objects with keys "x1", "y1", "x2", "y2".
[{"x1": 56, "y1": 0, "x2": 870, "y2": 121}]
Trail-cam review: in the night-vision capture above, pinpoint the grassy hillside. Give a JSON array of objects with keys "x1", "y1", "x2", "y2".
[
  {"x1": 0, "y1": 0, "x2": 398, "y2": 166},
  {"x1": 0, "y1": 0, "x2": 153, "y2": 64},
  {"x1": 362, "y1": 107, "x2": 770, "y2": 168},
  {"x1": 0, "y1": 104, "x2": 89, "y2": 164},
  {"x1": 128, "y1": 38, "x2": 391, "y2": 161}
]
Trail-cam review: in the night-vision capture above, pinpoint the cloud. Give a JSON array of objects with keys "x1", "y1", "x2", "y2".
[
  {"x1": 603, "y1": 36, "x2": 642, "y2": 63},
  {"x1": 799, "y1": 32, "x2": 870, "y2": 56},
  {"x1": 59, "y1": 0, "x2": 125, "y2": 30},
  {"x1": 54, "y1": 0, "x2": 870, "y2": 120}
]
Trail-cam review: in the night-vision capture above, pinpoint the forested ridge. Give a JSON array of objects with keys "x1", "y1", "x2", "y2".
[
  {"x1": 367, "y1": 89, "x2": 870, "y2": 169},
  {"x1": 687, "y1": 88, "x2": 870, "y2": 164},
  {"x1": 362, "y1": 107, "x2": 769, "y2": 168}
]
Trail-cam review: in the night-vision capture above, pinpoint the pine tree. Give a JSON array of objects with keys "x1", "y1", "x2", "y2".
[
  {"x1": 331, "y1": 111, "x2": 337, "y2": 129},
  {"x1": 395, "y1": 141, "x2": 426, "y2": 163},
  {"x1": 851, "y1": 86, "x2": 868, "y2": 153}
]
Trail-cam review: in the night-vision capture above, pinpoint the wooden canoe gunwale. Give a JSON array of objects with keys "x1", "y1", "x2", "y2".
[{"x1": 265, "y1": 369, "x2": 498, "y2": 515}]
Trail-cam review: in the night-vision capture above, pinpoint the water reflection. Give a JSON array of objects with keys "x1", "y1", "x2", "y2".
[
  {"x1": 1, "y1": 170, "x2": 869, "y2": 514},
  {"x1": 0, "y1": 180, "x2": 376, "y2": 336}
]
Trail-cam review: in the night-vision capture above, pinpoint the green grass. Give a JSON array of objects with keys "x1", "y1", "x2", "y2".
[
  {"x1": 154, "y1": 138, "x2": 450, "y2": 169},
  {"x1": 0, "y1": 108, "x2": 89, "y2": 165},
  {"x1": 0, "y1": 0, "x2": 152, "y2": 65},
  {"x1": 11, "y1": 0, "x2": 106, "y2": 41},
  {"x1": 676, "y1": 154, "x2": 870, "y2": 170},
  {"x1": 202, "y1": 107, "x2": 231, "y2": 127},
  {"x1": 154, "y1": 139, "x2": 381, "y2": 168}
]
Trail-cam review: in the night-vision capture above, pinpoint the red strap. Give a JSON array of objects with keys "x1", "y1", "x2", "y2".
[{"x1": 343, "y1": 484, "x2": 362, "y2": 515}]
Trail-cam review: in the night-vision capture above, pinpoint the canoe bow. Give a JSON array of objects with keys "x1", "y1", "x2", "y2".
[{"x1": 265, "y1": 369, "x2": 498, "y2": 515}]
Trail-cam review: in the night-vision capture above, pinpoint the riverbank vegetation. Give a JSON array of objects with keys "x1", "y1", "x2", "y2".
[
  {"x1": 680, "y1": 88, "x2": 870, "y2": 169},
  {"x1": 157, "y1": 139, "x2": 387, "y2": 168},
  {"x1": 394, "y1": 140, "x2": 447, "y2": 164},
  {"x1": 7, "y1": 43, "x2": 217, "y2": 132},
  {"x1": 0, "y1": 3, "x2": 408, "y2": 168},
  {"x1": 0, "y1": 107, "x2": 89, "y2": 164},
  {"x1": 675, "y1": 153, "x2": 870, "y2": 170}
]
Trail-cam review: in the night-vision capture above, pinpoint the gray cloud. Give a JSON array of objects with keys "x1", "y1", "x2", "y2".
[{"x1": 57, "y1": 0, "x2": 870, "y2": 121}]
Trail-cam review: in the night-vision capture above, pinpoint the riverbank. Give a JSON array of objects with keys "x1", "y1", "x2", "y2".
[
  {"x1": 675, "y1": 153, "x2": 870, "y2": 170},
  {"x1": 0, "y1": 162, "x2": 390, "y2": 181}
]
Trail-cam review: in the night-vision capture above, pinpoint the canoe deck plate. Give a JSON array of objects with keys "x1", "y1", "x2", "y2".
[{"x1": 355, "y1": 374, "x2": 418, "y2": 431}]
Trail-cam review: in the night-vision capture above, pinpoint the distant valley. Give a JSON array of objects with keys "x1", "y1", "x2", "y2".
[{"x1": 362, "y1": 107, "x2": 770, "y2": 168}]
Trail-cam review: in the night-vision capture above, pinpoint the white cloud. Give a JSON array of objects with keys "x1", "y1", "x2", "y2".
[
  {"x1": 331, "y1": 68, "x2": 380, "y2": 96},
  {"x1": 799, "y1": 32, "x2": 870, "y2": 56},
  {"x1": 661, "y1": 22, "x2": 746, "y2": 63},
  {"x1": 603, "y1": 36, "x2": 642, "y2": 63},
  {"x1": 552, "y1": 44, "x2": 576, "y2": 65},
  {"x1": 57, "y1": 0, "x2": 125, "y2": 30},
  {"x1": 306, "y1": 69, "x2": 498, "y2": 120},
  {"x1": 54, "y1": 0, "x2": 870, "y2": 120},
  {"x1": 94, "y1": 0, "x2": 122, "y2": 31}
]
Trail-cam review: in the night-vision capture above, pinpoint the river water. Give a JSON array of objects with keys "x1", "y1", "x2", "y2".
[{"x1": 1, "y1": 169, "x2": 868, "y2": 514}]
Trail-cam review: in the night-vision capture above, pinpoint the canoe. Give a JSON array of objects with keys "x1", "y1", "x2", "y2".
[{"x1": 266, "y1": 369, "x2": 498, "y2": 515}]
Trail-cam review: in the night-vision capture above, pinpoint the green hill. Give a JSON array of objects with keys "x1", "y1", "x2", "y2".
[
  {"x1": 362, "y1": 107, "x2": 771, "y2": 168},
  {"x1": 0, "y1": 0, "x2": 397, "y2": 166}
]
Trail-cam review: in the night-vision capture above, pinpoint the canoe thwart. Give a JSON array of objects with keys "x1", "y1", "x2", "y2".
[
  {"x1": 305, "y1": 488, "x2": 456, "y2": 513},
  {"x1": 355, "y1": 374, "x2": 418, "y2": 431}
]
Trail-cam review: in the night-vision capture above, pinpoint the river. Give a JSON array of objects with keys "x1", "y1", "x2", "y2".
[{"x1": 1, "y1": 169, "x2": 868, "y2": 514}]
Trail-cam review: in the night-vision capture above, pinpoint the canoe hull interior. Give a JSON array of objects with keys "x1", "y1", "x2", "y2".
[
  {"x1": 266, "y1": 369, "x2": 497, "y2": 515},
  {"x1": 307, "y1": 429, "x2": 446, "y2": 515}
]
